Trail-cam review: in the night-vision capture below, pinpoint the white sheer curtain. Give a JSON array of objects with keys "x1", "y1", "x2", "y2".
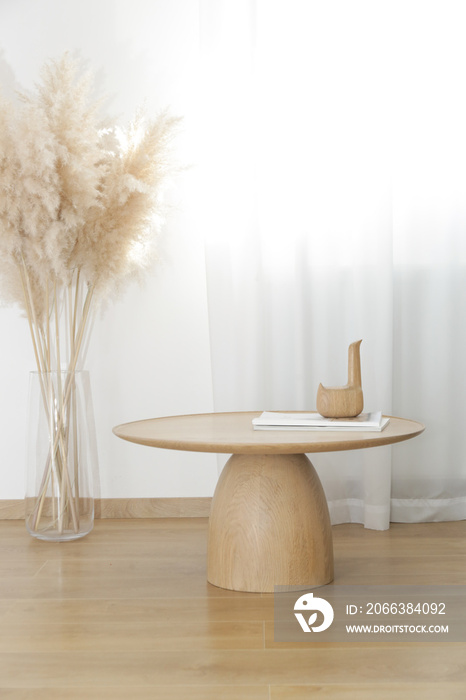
[{"x1": 199, "y1": 0, "x2": 466, "y2": 529}]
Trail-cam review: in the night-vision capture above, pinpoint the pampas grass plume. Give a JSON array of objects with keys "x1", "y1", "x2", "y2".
[{"x1": 0, "y1": 52, "x2": 179, "y2": 339}]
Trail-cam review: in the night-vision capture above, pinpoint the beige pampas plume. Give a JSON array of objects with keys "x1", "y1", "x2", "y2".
[
  {"x1": 26, "y1": 53, "x2": 106, "y2": 284},
  {"x1": 0, "y1": 52, "x2": 179, "y2": 355},
  {"x1": 73, "y1": 109, "x2": 181, "y2": 295}
]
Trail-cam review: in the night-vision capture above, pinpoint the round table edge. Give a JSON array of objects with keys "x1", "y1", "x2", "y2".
[{"x1": 112, "y1": 411, "x2": 425, "y2": 455}]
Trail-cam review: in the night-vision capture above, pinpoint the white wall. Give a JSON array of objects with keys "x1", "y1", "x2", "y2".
[{"x1": 0, "y1": 0, "x2": 219, "y2": 499}]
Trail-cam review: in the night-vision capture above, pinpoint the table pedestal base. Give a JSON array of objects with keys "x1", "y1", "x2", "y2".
[{"x1": 207, "y1": 453, "x2": 334, "y2": 593}]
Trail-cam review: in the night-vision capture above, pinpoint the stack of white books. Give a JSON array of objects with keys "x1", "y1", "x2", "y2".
[{"x1": 252, "y1": 411, "x2": 390, "y2": 432}]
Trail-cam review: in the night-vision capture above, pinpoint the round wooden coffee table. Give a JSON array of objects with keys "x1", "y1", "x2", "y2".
[{"x1": 113, "y1": 412, "x2": 424, "y2": 593}]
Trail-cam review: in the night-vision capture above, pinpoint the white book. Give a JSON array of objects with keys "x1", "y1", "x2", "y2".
[{"x1": 252, "y1": 411, "x2": 390, "y2": 432}]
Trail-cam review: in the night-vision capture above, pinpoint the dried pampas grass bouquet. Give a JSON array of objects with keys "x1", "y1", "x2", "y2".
[
  {"x1": 0, "y1": 52, "x2": 180, "y2": 376},
  {"x1": 0, "y1": 53, "x2": 180, "y2": 539}
]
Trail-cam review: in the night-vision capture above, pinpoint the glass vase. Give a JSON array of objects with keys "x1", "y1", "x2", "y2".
[{"x1": 25, "y1": 370, "x2": 97, "y2": 541}]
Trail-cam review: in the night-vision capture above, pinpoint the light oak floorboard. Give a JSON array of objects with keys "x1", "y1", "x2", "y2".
[
  {"x1": 0, "y1": 621, "x2": 264, "y2": 652},
  {"x1": 0, "y1": 518, "x2": 465, "y2": 695},
  {"x1": 270, "y1": 684, "x2": 466, "y2": 699},
  {"x1": 0, "y1": 647, "x2": 465, "y2": 687},
  {"x1": 4, "y1": 595, "x2": 274, "y2": 625},
  {"x1": 0, "y1": 688, "x2": 269, "y2": 700}
]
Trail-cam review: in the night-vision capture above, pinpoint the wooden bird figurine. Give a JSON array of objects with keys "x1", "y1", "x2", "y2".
[{"x1": 316, "y1": 340, "x2": 364, "y2": 418}]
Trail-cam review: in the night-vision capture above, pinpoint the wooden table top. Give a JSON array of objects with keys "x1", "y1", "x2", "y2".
[{"x1": 113, "y1": 411, "x2": 425, "y2": 455}]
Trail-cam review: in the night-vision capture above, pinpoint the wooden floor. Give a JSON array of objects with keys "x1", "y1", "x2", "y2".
[{"x1": 0, "y1": 518, "x2": 466, "y2": 698}]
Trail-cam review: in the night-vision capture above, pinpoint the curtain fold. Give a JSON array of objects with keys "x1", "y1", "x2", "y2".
[{"x1": 200, "y1": 0, "x2": 466, "y2": 529}]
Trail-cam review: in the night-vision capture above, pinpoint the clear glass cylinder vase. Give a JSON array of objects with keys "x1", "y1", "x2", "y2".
[{"x1": 25, "y1": 370, "x2": 97, "y2": 541}]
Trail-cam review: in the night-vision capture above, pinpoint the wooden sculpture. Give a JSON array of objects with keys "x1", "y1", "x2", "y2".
[{"x1": 316, "y1": 339, "x2": 364, "y2": 418}]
